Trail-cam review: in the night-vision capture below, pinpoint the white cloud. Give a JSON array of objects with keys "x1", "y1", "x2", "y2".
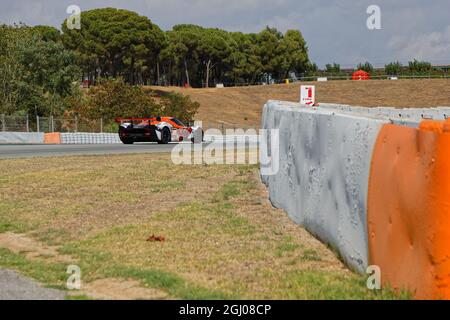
[
  {"x1": 388, "y1": 26, "x2": 450, "y2": 64},
  {"x1": 0, "y1": 0, "x2": 449, "y2": 66}
]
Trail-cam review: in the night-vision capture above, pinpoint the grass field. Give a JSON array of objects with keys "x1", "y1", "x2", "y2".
[
  {"x1": 0, "y1": 154, "x2": 408, "y2": 300},
  {"x1": 148, "y1": 79, "x2": 450, "y2": 127}
]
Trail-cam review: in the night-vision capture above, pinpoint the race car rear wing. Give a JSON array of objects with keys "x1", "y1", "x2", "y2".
[{"x1": 115, "y1": 117, "x2": 162, "y2": 124}]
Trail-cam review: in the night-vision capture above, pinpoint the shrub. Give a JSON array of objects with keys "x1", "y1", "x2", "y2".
[
  {"x1": 76, "y1": 78, "x2": 199, "y2": 123},
  {"x1": 77, "y1": 78, "x2": 159, "y2": 120},
  {"x1": 408, "y1": 59, "x2": 432, "y2": 74},
  {"x1": 158, "y1": 92, "x2": 200, "y2": 123},
  {"x1": 385, "y1": 62, "x2": 403, "y2": 75}
]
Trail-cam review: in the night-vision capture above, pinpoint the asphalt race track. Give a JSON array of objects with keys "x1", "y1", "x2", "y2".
[{"x1": 0, "y1": 143, "x2": 180, "y2": 159}]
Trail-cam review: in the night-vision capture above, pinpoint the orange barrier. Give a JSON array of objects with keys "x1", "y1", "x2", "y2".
[
  {"x1": 44, "y1": 132, "x2": 61, "y2": 144},
  {"x1": 368, "y1": 120, "x2": 450, "y2": 299}
]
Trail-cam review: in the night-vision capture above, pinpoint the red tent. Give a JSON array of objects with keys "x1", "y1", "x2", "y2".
[{"x1": 352, "y1": 70, "x2": 371, "y2": 80}]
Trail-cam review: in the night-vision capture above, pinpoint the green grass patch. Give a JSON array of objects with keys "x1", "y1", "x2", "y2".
[
  {"x1": 301, "y1": 249, "x2": 322, "y2": 262},
  {"x1": 283, "y1": 269, "x2": 410, "y2": 300},
  {"x1": 0, "y1": 248, "x2": 68, "y2": 290}
]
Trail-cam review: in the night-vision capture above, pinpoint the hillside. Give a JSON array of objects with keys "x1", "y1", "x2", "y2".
[{"x1": 148, "y1": 79, "x2": 450, "y2": 128}]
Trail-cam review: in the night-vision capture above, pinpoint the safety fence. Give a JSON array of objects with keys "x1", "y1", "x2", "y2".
[
  {"x1": 261, "y1": 100, "x2": 450, "y2": 300},
  {"x1": 162, "y1": 73, "x2": 450, "y2": 87},
  {"x1": 0, "y1": 115, "x2": 256, "y2": 135},
  {"x1": 0, "y1": 115, "x2": 114, "y2": 133}
]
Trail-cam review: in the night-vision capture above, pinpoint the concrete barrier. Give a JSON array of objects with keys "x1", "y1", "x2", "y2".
[
  {"x1": 261, "y1": 100, "x2": 389, "y2": 272},
  {"x1": 44, "y1": 133, "x2": 61, "y2": 144},
  {"x1": 0, "y1": 132, "x2": 44, "y2": 144},
  {"x1": 319, "y1": 104, "x2": 450, "y2": 122},
  {"x1": 262, "y1": 100, "x2": 450, "y2": 299},
  {"x1": 60, "y1": 133, "x2": 121, "y2": 144},
  {"x1": 368, "y1": 120, "x2": 450, "y2": 299}
]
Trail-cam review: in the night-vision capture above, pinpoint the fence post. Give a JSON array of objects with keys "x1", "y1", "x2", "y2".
[
  {"x1": 51, "y1": 116, "x2": 54, "y2": 133},
  {"x1": 26, "y1": 114, "x2": 29, "y2": 132},
  {"x1": 75, "y1": 116, "x2": 78, "y2": 133},
  {"x1": 1, "y1": 114, "x2": 5, "y2": 132},
  {"x1": 36, "y1": 115, "x2": 40, "y2": 133},
  {"x1": 100, "y1": 118, "x2": 103, "y2": 133}
]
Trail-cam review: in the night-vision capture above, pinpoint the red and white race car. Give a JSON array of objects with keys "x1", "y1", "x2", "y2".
[{"x1": 115, "y1": 117, "x2": 204, "y2": 145}]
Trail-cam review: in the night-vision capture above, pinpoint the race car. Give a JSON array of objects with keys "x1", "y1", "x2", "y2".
[{"x1": 115, "y1": 117, "x2": 204, "y2": 145}]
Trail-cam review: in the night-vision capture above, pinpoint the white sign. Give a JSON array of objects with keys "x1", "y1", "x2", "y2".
[
  {"x1": 300, "y1": 85, "x2": 315, "y2": 106},
  {"x1": 317, "y1": 77, "x2": 328, "y2": 82}
]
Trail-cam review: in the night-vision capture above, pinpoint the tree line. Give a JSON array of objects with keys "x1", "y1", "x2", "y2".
[
  {"x1": 0, "y1": 7, "x2": 311, "y2": 117},
  {"x1": 319, "y1": 59, "x2": 446, "y2": 76},
  {"x1": 60, "y1": 8, "x2": 310, "y2": 88}
]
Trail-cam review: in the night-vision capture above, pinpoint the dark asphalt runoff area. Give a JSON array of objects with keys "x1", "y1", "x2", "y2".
[{"x1": 0, "y1": 143, "x2": 179, "y2": 159}]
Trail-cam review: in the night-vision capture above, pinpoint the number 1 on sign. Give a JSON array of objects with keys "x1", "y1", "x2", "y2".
[{"x1": 300, "y1": 85, "x2": 315, "y2": 106}]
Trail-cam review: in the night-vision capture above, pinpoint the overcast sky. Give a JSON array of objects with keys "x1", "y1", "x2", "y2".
[{"x1": 1, "y1": 0, "x2": 449, "y2": 68}]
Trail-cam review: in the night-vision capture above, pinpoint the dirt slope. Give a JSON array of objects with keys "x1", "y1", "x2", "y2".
[{"x1": 148, "y1": 79, "x2": 450, "y2": 127}]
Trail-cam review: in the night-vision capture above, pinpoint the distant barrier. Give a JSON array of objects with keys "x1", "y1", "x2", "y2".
[
  {"x1": 60, "y1": 133, "x2": 121, "y2": 144},
  {"x1": 0, "y1": 132, "x2": 44, "y2": 144},
  {"x1": 261, "y1": 100, "x2": 450, "y2": 299}
]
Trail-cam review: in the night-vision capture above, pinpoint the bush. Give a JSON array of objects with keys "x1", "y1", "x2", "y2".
[
  {"x1": 158, "y1": 93, "x2": 200, "y2": 123},
  {"x1": 76, "y1": 78, "x2": 199, "y2": 123},
  {"x1": 78, "y1": 78, "x2": 159, "y2": 120},
  {"x1": 408, "y1": 59, "x2": 432, "y2": 74},
  {"x1": 385, "y1": 62, "x2": 403, "y2": 75}
]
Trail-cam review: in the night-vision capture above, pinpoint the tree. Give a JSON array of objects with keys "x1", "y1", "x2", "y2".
[
  {"x1": 408, "y1": 59, "x2": 432, "y2": 74},
  {"x1": 0, "y1": 24, "x2": 79, "y2": 116},
  {"x1": 257, "y1": 27, "x2": 283, "y2": 82},
  {"x1": 31, "y1": 25, "x2": 61, "y2": 42},
  {"x1": 307, "y1": 62, "x2": 318, "y2": 74},
  {"x1": 61, "y1": 8, "x2": 165, "y2": 85},
  {"x1": 20, "y1": 38, "x2": 80, "y2": 116},
  {"x1": 198, "y1": 29, "x2": 231, "y2": 87},
  {"x1": 163, "y1": 25, "x2": 202, "y2": 87},
  {"x1": 278, "y1": 30, "x2": 309, "y2": 78},
  {"x1": 0, "y1": 25, "x2": 32, "y2": 114},
  {"x1": 227, "y1": 32, "x2": 262, "y2": 85},
  {"x1": 325, "y1": 63, "x2": 341, "y2": 73},
  {"x1": 357, "y1": 61, "x2": 374, "y2": 73},
  {"x1": 385, "y1": 61, "x2": 403, "y2": 75}
]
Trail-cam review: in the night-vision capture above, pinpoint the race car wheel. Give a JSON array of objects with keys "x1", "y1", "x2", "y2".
[
  {"x1": 119, "y1": 129, "x2": 134, "y2": 145},
  {"x1": 158, "y1": 127, "x2": 171, "y2": 145}
]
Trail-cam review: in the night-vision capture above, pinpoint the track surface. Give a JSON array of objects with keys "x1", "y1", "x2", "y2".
[
  {"x1": 0, "y1": 144, "x2": 179, "y2": 159},
  {"x1": 0, "y1": 269, "x2": 65, "y2": 300}
]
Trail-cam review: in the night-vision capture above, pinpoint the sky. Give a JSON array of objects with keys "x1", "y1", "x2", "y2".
[{"x1": 1, "y1": 0, "x2": 449, "y2": 68}]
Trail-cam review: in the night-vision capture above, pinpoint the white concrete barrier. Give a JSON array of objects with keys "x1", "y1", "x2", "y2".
[
  {"x1": 0, "y1": 132, "x2": 44, "y2": 144},
  {"x1": 60, "y1": 133, "x2": 121, "y2": 144},
  {"x1": 320, "y1": 104, "x2": 450, "y2": 121},
  {"x1": 261, "y1": 100, "x2": 390, "y2": 272}
]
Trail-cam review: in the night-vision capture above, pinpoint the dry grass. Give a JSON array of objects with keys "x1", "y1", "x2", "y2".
[
  {"x1": 0, "y1": 154, "x2": 405, "y2": 299},
  {"x1": 147, "y1": 79, "x2": 450, "y2": 127},
  {"x1": 0, "y1": 154, "x2": 237, "y2": 241}
]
